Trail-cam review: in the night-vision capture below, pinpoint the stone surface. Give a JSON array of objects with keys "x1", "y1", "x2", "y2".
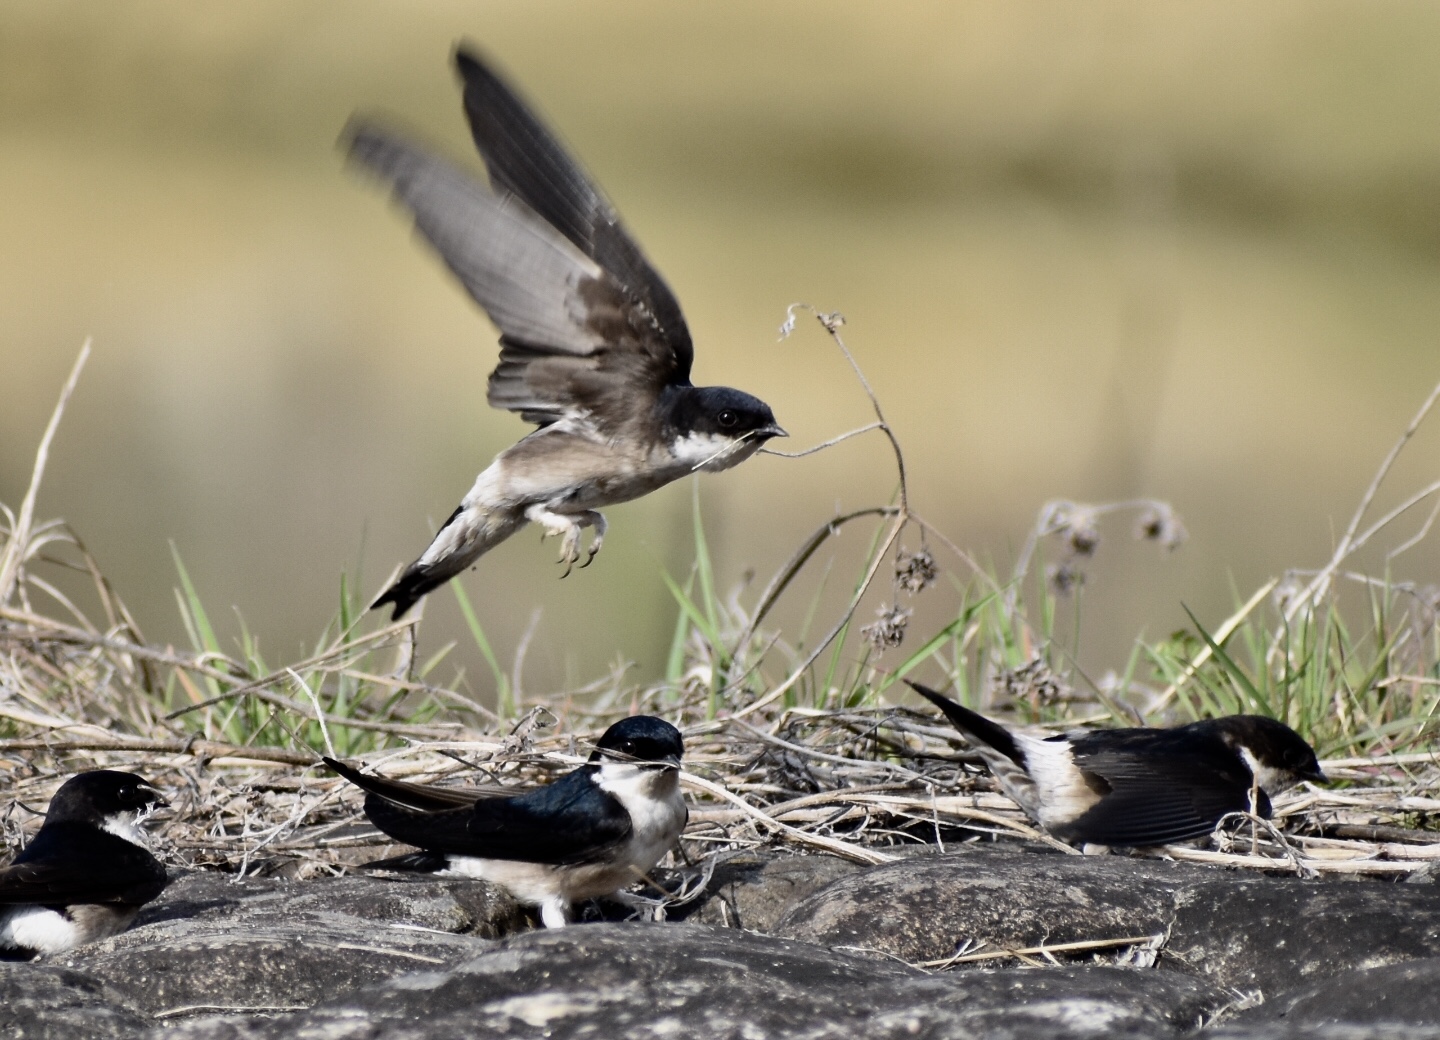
[
  {"x1": 188, "y1": 922, "x2": 1233, "y2": 1040},
  {"x1": 664, "y1": 850, "x2": 866, "y2": 932},
  {"x1": 1208, "y1": 1027, "x2": 1440, "y2": 1039},
  {"x1": 129, "y1": 869, "x2": 525, "y2": 937},
  {"x1": 1164, "y1": 883, "x2": 1440, "y2": 996},
  {"x1": 50, "y1": 871, "x2": 520, "y2": 1021},
  {"x1": 1257, "y1": 957, "x2": 1440, "y2": 1028},
  {"x1": 0, "y1": 963, "x2": 149, "y2": 1040},
  {"x1": 776, "y1": 847, "x2": 1440, "y2": 997},
  {"x1": 0, "y1": 850, "x2": 1436, "y2": 1038}
]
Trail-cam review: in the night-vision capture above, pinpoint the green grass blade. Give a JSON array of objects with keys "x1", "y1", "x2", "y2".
[
  {"x1": 452, "y1": 581, "x2": 512, "y2": 718},
  {"x1": 1181, "y1": 603, "x2": 1266, "y2": 714}
]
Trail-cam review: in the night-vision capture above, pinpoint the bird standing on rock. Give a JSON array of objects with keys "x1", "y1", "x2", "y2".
[
  {"x1": 350, "y1": 46, "x2": 785, "y2": 619},
  {"x1": 907, "y1": 681, "x2": 1326, "y2": 849},
  {"x1": 0, "y1": 770, "x2": 168, "y2": 959},
  {"x1": 324, "y1": 715, "x2": 688, "y2": 928}
]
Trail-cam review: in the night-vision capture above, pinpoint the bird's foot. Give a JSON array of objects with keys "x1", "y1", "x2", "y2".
[
  {"x1": 580, "y1": 513, "x2": 607, "y2": 569},
  {"x1": 524, "y1": 507, "x2": 607, "y2": 578},
  {"x1": 539, "y1": 898, "x2": 571, "y2": 929}
]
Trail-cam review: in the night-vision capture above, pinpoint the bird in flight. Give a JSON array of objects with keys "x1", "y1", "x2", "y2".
[{"x1": 349, "y1": 46, "x2": 785, "y2": 619}]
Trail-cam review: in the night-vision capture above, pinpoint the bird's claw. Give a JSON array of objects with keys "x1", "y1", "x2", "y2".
[{"x1": 526, "y1": 507, "x2": 605, "y2": 579}]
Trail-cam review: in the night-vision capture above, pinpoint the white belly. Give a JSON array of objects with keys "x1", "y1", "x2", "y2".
[
  {"x1": 0, "y1": 903, "x2": 135, "y2": 956},
  {"x1": 441, "y1": 766, "x2": 687, "y2": 910}
]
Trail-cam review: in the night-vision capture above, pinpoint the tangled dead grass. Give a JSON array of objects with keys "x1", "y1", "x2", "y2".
[{"x1": 4, "y1": 327, "x2": 1440, "y2": 902}]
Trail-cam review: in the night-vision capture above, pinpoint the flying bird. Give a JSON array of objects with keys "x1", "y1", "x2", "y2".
[
  {"x1": 351, "y1": 47, "x2": 785, "y2": 619},
  {"x1": 907, "y1": 681, "x2": 1326, "y2": 848},
  {"x1": 0, "y1": 770, "x2": 168, "y2": 959},
  {"x1": 324, "y1": 715, "x2": 687, "y2": 928}
]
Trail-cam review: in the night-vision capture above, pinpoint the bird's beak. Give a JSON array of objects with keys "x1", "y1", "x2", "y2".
[
  {"x1": 1305, "y1": 767, "x2": 1329, "y2": 784},
  {"x1": 756, "y1": 424, "x2": 787, "y2": 440},
  {"x1": 139, "y1": 783, "x2": 170, "y2": 808}
]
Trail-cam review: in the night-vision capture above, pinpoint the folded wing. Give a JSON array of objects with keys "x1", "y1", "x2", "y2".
[
  {"x1": 0, "y1": 824, "x2": 167, "y2": 907},
  {"x1": 1060, "y1": 741, "x2": 1265, "y2": 847},
  {"x1": 331, "y1": 760, "x2": 633, "y2": 865}
]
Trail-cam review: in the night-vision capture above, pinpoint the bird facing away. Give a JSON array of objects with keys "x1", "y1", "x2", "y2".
[
  {"x1": 351, "y1": 46, "x2": 786, "y2": 619},
  {"x1": 324, "y1": 715, "x2": 688, "y2": 928},
  {"x1": 0, "y1": 770, "x2": 168, "y2": 959},
  {"x1": 907, "y1": 681, "x2": 1326, "y2": 848}
]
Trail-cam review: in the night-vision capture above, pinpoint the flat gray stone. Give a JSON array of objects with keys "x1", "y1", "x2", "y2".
[
  {"x1": 1255, "y1": 957, "x2": 1440, "y2": 1028},
  {"x1": 50, "y1": 871, "x2": 517, "y2": 1021},
  {"x1": 776, "y1": 848, "x2": 1181, "y2": 962},
  {"x1": 1163, "y1": 883, "x2": 1440, "y2": 996},
  {"x1": 203, "y1": 922, "x2": 1232, "y2": 1040},
  {"x1": 0, "y1": 963, "x2": 149, "y2": 1040},
  {"x1": 775, "y1": 847, "x2": 1440, "y2": 998},
  {"x1": 665, "y1": 851, "x2": 866, "y2": 932},
  {"x1": 1206, "y1": 1026, "x2": 1440, "y2": 1040},
  {"x1": 130, "y1": 870, "x2": 524, "y2": 937}
]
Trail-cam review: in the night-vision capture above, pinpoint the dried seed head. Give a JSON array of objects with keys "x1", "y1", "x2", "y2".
[
  {"x1": 896, "y1": 547, "x2": 938, "y2": 594},
  {"x1": 1048, "y1": 502, "x2": 1101, "y2": 557},
  {"x1": 994, "y1": 656, "x2": 1068, "y2": 709},
  {"x1": 1047, "y1": 562, "x2": 1085, "y2": 597},
  {"x1": 1135, "y1": 504, "x2": 1187, "y2": 551},
  {"x1": 861, "y1": 604, "x2": 912, "y2": 650},
  {"x1": 1271, "y1": 573, "x2": 1305, "y2": 614}
]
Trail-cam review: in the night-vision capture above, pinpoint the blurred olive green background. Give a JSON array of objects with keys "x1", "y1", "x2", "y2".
[{"x1": 5, "y1": 1, "x2": 1440, "y2": 699}]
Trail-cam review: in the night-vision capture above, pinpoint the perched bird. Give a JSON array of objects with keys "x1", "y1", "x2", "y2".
[
  {"x1": 907, "y1": 681, "x2": 1326, "y2": 848},
  {"x1": 324, "y1": 715, "x2": 687, "y2": 928},
  {"x1": 0, "y1": 771, "x2": 168, "y2": 959},
  {"x1": 351, "y1": 47, "x2": 786, "y2": 619}
]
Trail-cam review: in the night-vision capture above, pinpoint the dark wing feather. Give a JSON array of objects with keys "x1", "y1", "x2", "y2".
[
  {"x1": 346, "y1": 49, "x2": 692, "y2": 433},
  {"x1": 1058, "y1": 738, "x2": 1266, "y2": 847},
  {"x1": 907, "y1": 681, "x2": 1027, "y2": 767},
  {"x1": 347, "y1": 126, "x2": 610, "y2": 361},
  {"x1": 454, "y1": 46, "x2": 693, "y2": 383},
  {"x1": 357, "y1": 765, "x2": 633, "y2": 866},
  {"x1": 324, "y1": 757, "x2": 498, "y2": 811},
  {"x1": 0, "y1": 824, "x2": 167, "y2": 907}
]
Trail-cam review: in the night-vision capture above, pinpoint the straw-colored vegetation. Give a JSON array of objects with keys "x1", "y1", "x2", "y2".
[{"x1": 3, "y1": 319, "x2": 1440, "y2": 914}]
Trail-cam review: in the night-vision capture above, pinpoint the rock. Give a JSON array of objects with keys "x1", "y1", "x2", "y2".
[
  {"x1": 4, "y1": 850, "x2": 1438, "y2": 1039},
  {"x1": 863, "y1": 964, "x2": 1229, "y2": 1040},
  {"x1": 130, "y1": 869, "x2": 525, "y2": 938},
  {"x1": 1163, "y1": 883, "x2": 1440, "y2": 996},
  {"x1": 1206, "y1": 1026, "x2": 1440, "y2": 1039},
  {"x1": 50, "y1": 871, "x2": 522, "y2": 1022},
  {"x1": 776, "y1": 847, "x2": 1440, "y2": 998},
  {"x1": 1256, "y1": 957, "x2": 1440, "y2": 1028},
  {"x1": 776, "y1": 848, "x2": 1181, "y2": 962},
  {"x1": 0, "y1": 963, "x2": 149, "y2": 1040},
  {"x1": 199, "y1": 922, "x2": 1234, "y2": 1040},
  {"x1": 663, "y1": 850, "x2": 865, "y2": 932}
]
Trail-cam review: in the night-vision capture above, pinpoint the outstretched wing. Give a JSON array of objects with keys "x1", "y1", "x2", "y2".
[
  {"x1": 455, "y1": 47, "x2": 693, "y2": 381},
  {"x1": 0, "y1": 824, "x2": 167, "y2": 907},
  {"x1": 346, "y1": 47, "x2": 692, "y2": 432}
]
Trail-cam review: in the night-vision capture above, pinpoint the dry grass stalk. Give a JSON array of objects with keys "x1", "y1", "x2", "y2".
[{"x1": 4, "y1": 337, "x2": 1440, "y2": 899}]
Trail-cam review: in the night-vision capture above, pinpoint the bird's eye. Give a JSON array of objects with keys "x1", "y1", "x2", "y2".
[{"x1": 717, "y1": 410, "x2": 739, "y2": 429}]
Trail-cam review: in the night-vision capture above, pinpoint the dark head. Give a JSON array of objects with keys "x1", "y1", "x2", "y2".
[
  {"x1": 591, "y1": 716, "x2": 684, "y2": 769},
  {"x1": 44, "y1": 770, "x2": 167, "y2": 826},
  {"x1": 662, "y1": 386, "x2": 785, "y2": 473},
  {"x1": 1212, "y1": 716, "x2": 1326, "y2": 793}
]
